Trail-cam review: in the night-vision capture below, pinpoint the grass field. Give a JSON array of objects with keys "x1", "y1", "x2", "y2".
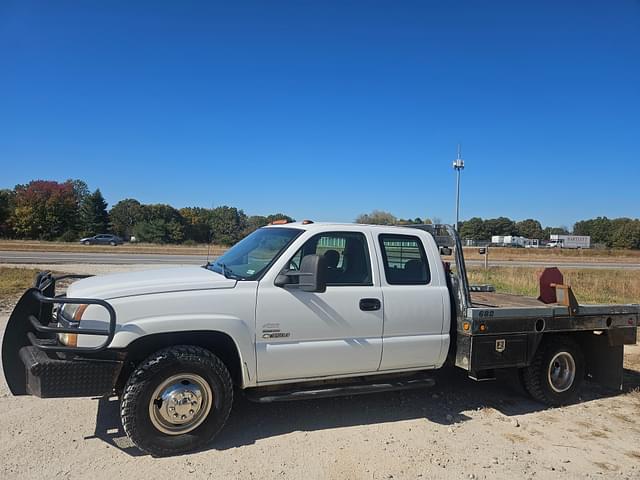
[
  {"x1": 0, "y1": 267, "x2": 40, "y2": 298},
  {"x1": 0, "y1": 240, "x2": 227, "y2": 256},
  {"x1": 462, "y1": 246, "x2": 640, "y2": 262},
  {"x1": 467, "y1": 266, "x2": 640, "y2": 304}
]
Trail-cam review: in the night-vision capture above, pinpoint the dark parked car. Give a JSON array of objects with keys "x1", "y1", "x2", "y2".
[{"x1": 79, "y1": 234, "x2": 123, "y2": 246}]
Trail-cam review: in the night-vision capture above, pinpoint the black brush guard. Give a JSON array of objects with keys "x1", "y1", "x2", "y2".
[{"x1": 2, "y1": 272, "x2": 122, "y2": 397}]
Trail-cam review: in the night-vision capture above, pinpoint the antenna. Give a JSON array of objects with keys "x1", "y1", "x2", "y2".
[
  {"x1": 206, "y1": 231, "x2": 213, "y2": 266},
  {"x1": 205, "y1": 201, "x2": 215, "y2": 266},
  {"x1": 452, "y1": 144, "x2": 465, "y2": 231}
]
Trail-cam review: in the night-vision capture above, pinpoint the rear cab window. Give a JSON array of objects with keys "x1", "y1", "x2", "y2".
[{"x1": 378, "y1": 234, "x2": 431, "y2": 285}]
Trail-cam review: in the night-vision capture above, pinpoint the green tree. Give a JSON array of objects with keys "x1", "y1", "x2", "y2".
[
  {"x1": 0, "y1": 189, "x2": 14, "y2": 236},
  {"x1": 133, "y1": 219, "x2": 169, "y2": 243},
  {"x1": 458, "y1": 217, "x2": 487, "y2": 239},
  {"x1": 132, "y1": 204, "x2": 186, "y2": 243},
  {"x1": 180, "y1": 207, "x2": 213, "y2": 243},
  {"x1": 244, "y1": 215, "x2": 269, "y2": 235},
  {"x1": 573, "y1": 217, "x2": 611, "y2": 245},
  {"x1": 355, "y1": 210, "x2": 397, "y2": 225},
  {"x1": 67, "y1": 179, "x2": 90, "y2": 204},
  {"x1": 210, "y1": 206, "x2": 246, "y2": 245},
  {"x1": 79, "y1": 189, "x2": 110, "y2": 237},
  {"x1": 144, "y1": 204, "x2": 185, "y2": 242},
  {"x1": 610, "y1": 219, "x2": 640, "y2": 249},
  {"x1": 515, "y1": 219, "x2": 544, "y2": 239},
  {"x1": 542, "y1": 226, "x2": 570, "y2": 238},
  {"x1": 110, "y1": 199, "x2": 145, "y2": 239},
  {"x1": 265, "y1": 213, "x2": 295, "y2": 224},
  {"x1": 484, "y1": 217, "x2": 516, "y2": 237}
]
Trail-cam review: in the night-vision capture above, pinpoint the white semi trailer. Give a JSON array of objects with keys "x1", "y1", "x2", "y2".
[
  {"x1": 548, "y1": 235, "x2": 591, "y2": 249},
  {"x1": 491, "y1": 235, "x2": 538, "y2": 248}
]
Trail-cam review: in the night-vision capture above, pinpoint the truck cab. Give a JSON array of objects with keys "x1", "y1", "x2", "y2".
[{"x1": 250, "y1": 223, "x2": 450, "y2": 382}]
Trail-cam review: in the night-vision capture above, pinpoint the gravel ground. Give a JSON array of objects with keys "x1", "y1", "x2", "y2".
[{"x1": 1, "y1": 264, "x2": 639, "y2": 479}]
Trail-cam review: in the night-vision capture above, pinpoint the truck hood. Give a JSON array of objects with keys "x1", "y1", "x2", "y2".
[{"x1": 66, "y1": 267, "x2": 236, "y2": 300}]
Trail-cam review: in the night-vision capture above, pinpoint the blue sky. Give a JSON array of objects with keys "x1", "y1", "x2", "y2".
[{"x1": 1, "y1": 1, "x2": 639, "y2": 228}]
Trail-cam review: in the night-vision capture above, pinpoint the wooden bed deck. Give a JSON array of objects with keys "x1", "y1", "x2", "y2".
[{"x1": 470, "y1": 291, "x2": 548, "y2": 308}]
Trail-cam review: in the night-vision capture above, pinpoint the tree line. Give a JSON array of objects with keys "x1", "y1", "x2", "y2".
[
  {"x1": 0, "y1": 180, "x2": 293, "y2": 246},
  {"x1": 459, "y1": 216, "x2": 640, "y2": 249},
  {"x1": 355, "y1": 211, "x2": 640, "y2": 249},
  {"x1": 1, "y1": 182, "x2": 638, "y2": 249}
]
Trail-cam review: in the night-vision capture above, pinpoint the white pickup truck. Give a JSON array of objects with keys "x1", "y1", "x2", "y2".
[{"x1": 2, "y1": 222, "x2": 638, "y2": 456}]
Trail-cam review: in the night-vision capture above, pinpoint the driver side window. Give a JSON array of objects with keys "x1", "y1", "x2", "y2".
[{"x1": 287, "y1": 232, "x2": 372, "y2": 286}]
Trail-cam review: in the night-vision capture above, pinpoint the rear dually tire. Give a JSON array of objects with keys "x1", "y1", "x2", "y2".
[{"x1": 521, "y1": 336, "x2": 585, "y2": 406}]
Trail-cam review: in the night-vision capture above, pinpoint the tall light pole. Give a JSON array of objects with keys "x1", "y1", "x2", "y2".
[{"x1": 452, "y1": 144, "x2": 464, "y2": 231}]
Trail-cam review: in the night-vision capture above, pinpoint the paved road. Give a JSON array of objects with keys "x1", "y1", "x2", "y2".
[
  {"x1": 1, "y1": 250, "x2": 640, "y2": 269},
  {"x1": 0, "y1": 250, "x2": 208, "y2": 265}
]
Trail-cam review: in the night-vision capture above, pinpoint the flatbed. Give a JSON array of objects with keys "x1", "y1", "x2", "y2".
[{"x1": 410, "y1": 225, "x2": 638, "y2": 391}]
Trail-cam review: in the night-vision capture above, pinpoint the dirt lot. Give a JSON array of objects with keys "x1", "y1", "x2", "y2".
[{"x1": 0, "y1": 265, "x2": 639, "y2": 479}]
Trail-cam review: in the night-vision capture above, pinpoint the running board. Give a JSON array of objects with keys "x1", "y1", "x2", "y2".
[{"x1": 245, "y1": 377, "x2": 436, "y2": 403}]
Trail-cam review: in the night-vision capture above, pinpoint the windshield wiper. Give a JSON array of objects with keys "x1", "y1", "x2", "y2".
[{"x1": 217, "y1": 262, "x2": 244, "y2": 280}]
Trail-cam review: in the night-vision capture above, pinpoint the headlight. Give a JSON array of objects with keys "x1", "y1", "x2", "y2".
[{"x1": 58, "y1": 303, "x2": 88, "y2": 346}]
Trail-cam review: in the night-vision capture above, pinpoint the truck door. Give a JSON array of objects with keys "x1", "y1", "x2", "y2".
[
  {"x1": 255, "y1": 231, "x2": 384, "y2": 382},
  {"x1": 376, "y1": 233, "x2": 449, "y2": 370}
]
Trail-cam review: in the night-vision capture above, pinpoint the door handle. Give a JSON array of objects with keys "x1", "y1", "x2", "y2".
[{"x1": 359, "y1": 298, "x2": 381, "y2": 311}]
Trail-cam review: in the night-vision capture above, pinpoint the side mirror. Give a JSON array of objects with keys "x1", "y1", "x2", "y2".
[
  {"x1": 274, "y1": 254, "x2": 327, "y2": 293},
  {"x1": 439, "y1": 246, "x2": 452, "y2": 256}
]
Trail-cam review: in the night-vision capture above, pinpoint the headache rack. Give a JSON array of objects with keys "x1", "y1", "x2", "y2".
[
  {"x1": 408, "y1": 223, "x2": 472, "y2": 312},
  {"x1": 19, "y1": 272, "x2": 117, "y2": 353}
]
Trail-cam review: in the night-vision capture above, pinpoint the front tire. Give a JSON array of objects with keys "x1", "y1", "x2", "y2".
[
  {"x1": 521, "y1": 336, "x2": 584, "y2": 406},
  {"x1": 120, "y1": 345, "x2": 233, "y2": 456}
]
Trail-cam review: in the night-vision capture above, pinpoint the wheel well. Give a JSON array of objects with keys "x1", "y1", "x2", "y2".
[{"x1": 115, "y1": 331, "x2": 243, "y2": 392}]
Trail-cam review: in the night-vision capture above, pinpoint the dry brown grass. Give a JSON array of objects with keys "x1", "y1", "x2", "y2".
[
  {"x1": 467, "y1": 266, "x2": 640, "y2": 304},
  {"x1": 0, "y1": 267, "x2": 40, "y2": 298},
  {"x1": 461, "y1": 246, "x2": 640, "y2": 262},
  {"x1": 0, "y1": 240, "x2": 227, "y2": 256}
]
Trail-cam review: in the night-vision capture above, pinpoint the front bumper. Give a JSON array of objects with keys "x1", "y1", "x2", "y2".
[
  {"x1": 19, "y1": 346, "x2": 122, "y2": 398},
  {"x1": 2, "y1": 272, "x2": 122, "y2": 397}
]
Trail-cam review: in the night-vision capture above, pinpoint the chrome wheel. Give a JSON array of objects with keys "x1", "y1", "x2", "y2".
[
  {"x1": 149, "y1": 373, "x2": 213, "y2": 435},
  {"x1": 547, "y1": 351, "x2": 576, "y2": 393}
]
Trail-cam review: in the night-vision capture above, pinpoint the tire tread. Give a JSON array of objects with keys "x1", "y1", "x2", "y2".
[
  {"x1": 522, "y1": 335, "x2": 583, "y2": 406},
  {"x1": 120, "y1": 345, "x2": 232, "y2": 456}
]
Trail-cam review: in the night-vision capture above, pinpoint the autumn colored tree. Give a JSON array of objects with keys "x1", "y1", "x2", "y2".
[
  {"x1": 10, "y1": 180, "x2": 78, "y2": 240},
  {"x1": 355, "y1": 210, "x2": 397, "y2": 225}
]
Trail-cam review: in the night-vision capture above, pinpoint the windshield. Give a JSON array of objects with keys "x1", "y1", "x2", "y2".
[{"x1": 206, "y1": 227, "x2": 302, "y2": 280}]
